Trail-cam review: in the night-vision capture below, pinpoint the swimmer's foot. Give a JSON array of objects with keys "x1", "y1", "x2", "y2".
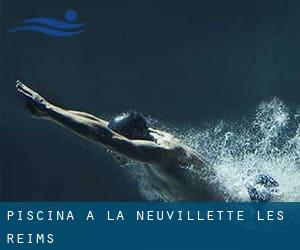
[
  {"x1": 246, "y1": 174, "x2": 279, "y2": 202},
  {"x1": 16, "y1": 80, "x2": 49, "y2": 118}
]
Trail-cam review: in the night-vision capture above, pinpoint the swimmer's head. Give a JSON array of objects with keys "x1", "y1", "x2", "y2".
[{"x1": 108, "y1": 111, "x2": 153, "y2": 141}]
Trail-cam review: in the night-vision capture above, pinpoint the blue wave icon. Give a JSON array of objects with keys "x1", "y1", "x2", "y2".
[{"x1": 9, "y1": 9, "x2": 85, "y2": 37}]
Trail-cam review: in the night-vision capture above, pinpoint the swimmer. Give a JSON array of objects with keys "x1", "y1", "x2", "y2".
[{"x1": 16, "y1": 80, "x2": 278, "y2": 201}]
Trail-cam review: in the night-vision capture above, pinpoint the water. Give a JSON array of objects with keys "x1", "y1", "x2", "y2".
[{"x1": 122, "y1": 98, "x2": 300, "y2": 201}]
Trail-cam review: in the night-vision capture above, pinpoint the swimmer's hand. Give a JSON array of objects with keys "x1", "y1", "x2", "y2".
[{"x1": 16, "y1": 80, "x2": 49, "y2": 118}]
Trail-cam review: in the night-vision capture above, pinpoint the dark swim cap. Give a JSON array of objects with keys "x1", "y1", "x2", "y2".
[{"x1": 108, "y1": 111, "x2": 153, "y2": 140}]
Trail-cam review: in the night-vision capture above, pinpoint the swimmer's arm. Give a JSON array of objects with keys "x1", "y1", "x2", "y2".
[
  {"x1": 16, "y1": 80, "x2": 107, "y2": 122},
  {"x1": 16, "y1": 81, "x2": 111, "y2": 141}
]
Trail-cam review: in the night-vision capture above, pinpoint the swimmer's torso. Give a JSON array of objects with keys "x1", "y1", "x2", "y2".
[
  {"x1": 144, "y1": 160, "x2": 225, "y2": 201},
  {"x1": 144, "y1": 129, "x2": 225, "y2": 201}
]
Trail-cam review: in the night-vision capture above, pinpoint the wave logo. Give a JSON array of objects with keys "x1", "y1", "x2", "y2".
[{"x1": 9, "y1": 9, "x2": 85, "y2": 37}]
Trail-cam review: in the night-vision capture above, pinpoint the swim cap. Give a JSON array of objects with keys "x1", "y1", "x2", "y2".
[{"x1": 108, "y1": 111, "x2": 153, "y2": 140}]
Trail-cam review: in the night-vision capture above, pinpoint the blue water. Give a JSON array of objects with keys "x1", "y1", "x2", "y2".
[{"x1": 126, "y1": 98, "x2": 300, "y2": 201}]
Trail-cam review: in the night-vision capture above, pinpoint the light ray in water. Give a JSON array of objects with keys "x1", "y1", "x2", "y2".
[{"x1": 123, "y1": 98, "x2": 300, "y2": 201}]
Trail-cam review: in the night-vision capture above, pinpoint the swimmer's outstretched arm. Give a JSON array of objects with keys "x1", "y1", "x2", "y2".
[{"x1": 16, "y1": 81, "x2": 176, "y2": 165}]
